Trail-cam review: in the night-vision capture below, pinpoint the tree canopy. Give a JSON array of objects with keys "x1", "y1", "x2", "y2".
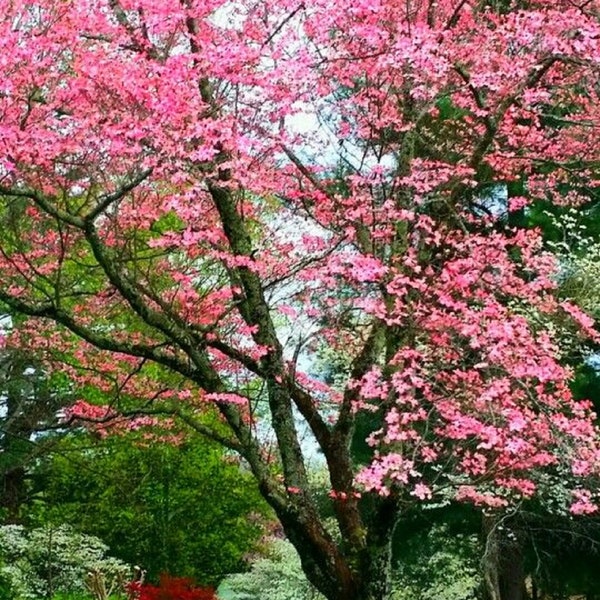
[{"x1": 0, "y1": 1, "x2": 600, "y2": 599}]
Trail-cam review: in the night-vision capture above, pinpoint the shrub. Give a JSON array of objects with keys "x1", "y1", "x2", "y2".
[
  {"x1": 129, "y1": 575, "x2": 216, "y2": 600},
  {"x1": 0, "y1": 524, "x2": 130, "y2": 599},
  {"x1": 218, "y1": 538, "x2": 324, "y2": 600}
]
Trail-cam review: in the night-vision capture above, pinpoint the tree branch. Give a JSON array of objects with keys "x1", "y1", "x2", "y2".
[
  {"x1": 0, "y1": 186, "x2": 84, "y2": 228},
  {"x1": 85, "y1": 168, "x2": 153, "y2": 222}
]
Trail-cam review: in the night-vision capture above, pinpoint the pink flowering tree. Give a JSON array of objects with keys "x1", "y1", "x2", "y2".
[{"x1": 1, "y1": 1, "x2": 600, "y2": 598}]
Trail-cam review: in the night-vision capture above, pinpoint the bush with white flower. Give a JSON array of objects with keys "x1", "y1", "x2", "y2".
[{"x1": 0, "y1": 524, "x2": 130, "y2": 599}]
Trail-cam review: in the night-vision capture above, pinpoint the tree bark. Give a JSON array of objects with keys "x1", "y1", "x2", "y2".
[
  {"x1": 270, "y1": 494, "x2": 398, "y2": 600},
  {"x1": 0, "y1": 465, "x2": 26, "y2": 523},
  {"x1": 482, "y1": 515, "x2": 527, "y2": 600}
]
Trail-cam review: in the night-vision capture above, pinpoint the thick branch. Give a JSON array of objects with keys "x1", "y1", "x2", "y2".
[
  {"x1": 445, "y1": 0, "x2": 469, "y2": 29},
  {"x1": 208, "y1": 182, "x2": 318, "y2": 489},
  {"x1": 280, "y1": 144, "x2": 332, "y2": 197},
  {"x1": 448, "y1": 55, "x2": 561, "y2": 205},
  {"x1": 85, "y1": 168, "x2": 153, "y2": 222},
  {"x1": 0, "y1": 186, "x2": 84, "y2": 228}
]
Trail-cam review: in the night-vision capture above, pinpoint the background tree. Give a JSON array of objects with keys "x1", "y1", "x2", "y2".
[
  {"x1": 27, "y1": 428, "x2": 270, "y2": 587},
  {"x1": 0, "y1": 342, "x2": 71, "y2": 523}
]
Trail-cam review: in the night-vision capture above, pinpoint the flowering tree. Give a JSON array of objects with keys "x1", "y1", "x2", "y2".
[{"x1": 0, "y1": 1, "x2": 600, "y2": 599}]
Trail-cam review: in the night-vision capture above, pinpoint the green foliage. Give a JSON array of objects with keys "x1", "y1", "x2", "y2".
[
  {"x1": 558, "y1": 240, "x2": 600, "y2": 321},
  {"x1": 571, "y1": 363, "x2": 600, "y2": 411},
  {"x1": 0, "y1": 346, "x2": 73, "y2": 521},
  {"x1": 390, "y1": 522, "x2": 480, "y2": 600},
  {"x1": 0, "y1": 524, "x2": 130, "y2": 600},
  {"x1": 0, "y1": 557, "x2": 13, "y2": 600},
  {"x1": 510, "y1": 513, "x2": 600, "y2": 600},
  {"x1": 505, "y1": 202, "x2": 600, "y2": 364},
  {"x1": 50, "y1": 594, "x2": 123, "y2": 600},
  {"x1": 28, "y1": 431, "x2": 270, "y2": 587},
  {"x1": 218, "y1": 538, "x2": 324, "y2": 600}
]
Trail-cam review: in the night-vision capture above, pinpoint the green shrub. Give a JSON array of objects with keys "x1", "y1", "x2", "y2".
[
  {"x1": 218, "y1": 538, "x2": 324, "y2": 600},
  {"x1": 0, "y1": 524, "x2": 130, "y2": 600}
]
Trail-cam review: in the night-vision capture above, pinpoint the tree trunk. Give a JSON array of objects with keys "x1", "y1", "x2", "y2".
[
  {"x1": 354, "y1": 538, "x2": 394, "y2": 600},
  {"x1": 1, "y1": 465, "x2": 26, "y2": 523},
  {"x1": 354, "y1": 498, "x2": 397, "y2": 600},
  {"x1": 278, "y1": 497, "x2": 397, "y2": 600},
  {"x1": 500, "y1": 545, "x2": 526, "y2": 600},
  {"x1": 481, "y1": 514, "x2": 527, "y2": 600}
]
